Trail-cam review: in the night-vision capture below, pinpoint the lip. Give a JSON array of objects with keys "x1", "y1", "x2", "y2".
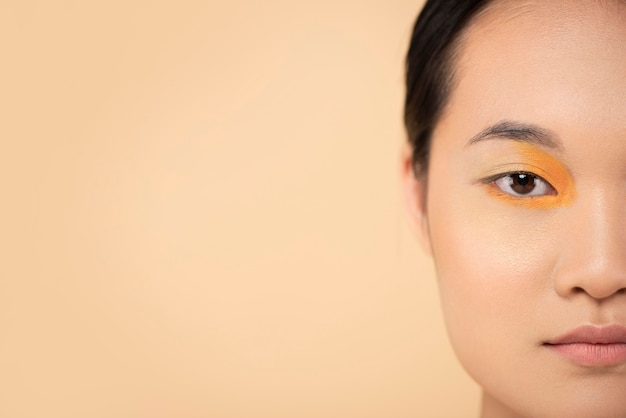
[{"x1": 544, "y1": 325, "x2": 626, "y2": 367}]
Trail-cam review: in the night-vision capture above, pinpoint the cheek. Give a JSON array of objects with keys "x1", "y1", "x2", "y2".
[{"x1": 427, "y1": 187, "x2": 559, "y2": 380}]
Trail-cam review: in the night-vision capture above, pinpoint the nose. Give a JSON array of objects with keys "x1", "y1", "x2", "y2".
[{"x1": 553, "y1": 190, "x2": 626, "y2": 301}]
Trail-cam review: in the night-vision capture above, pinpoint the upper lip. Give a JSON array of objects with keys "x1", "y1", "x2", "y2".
[{"x1": 545, "y1": 325, "x2": 626, "y2": 345}]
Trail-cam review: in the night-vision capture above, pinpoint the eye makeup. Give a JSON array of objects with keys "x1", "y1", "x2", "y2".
[{"x1": 477, "y1": 142, "x2": 576, "y2": 209}]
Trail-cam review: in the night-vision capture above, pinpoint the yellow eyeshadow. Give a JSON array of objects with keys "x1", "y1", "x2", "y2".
[{"x1": 482, "y1": 142, "x2": 576, "y2": 209}]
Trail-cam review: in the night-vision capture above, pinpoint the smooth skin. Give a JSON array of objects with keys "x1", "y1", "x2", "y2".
[{"x1": 403, "y1": 1, "x2": 626, "y2": 417}]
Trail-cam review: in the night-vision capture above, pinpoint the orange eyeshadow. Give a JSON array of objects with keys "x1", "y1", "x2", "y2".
[{"x1": 483, "y1": 142, "x2": 576, "y2": 209}]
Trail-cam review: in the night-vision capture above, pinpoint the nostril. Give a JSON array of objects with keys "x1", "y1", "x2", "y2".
[{"x1": 568, "y1": 285, "x2": 626, "y2": 299}]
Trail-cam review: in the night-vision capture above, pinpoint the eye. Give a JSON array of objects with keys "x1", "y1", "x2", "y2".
[{"x1": 492, "y1": 172, "x2": 556, "y2": 197}]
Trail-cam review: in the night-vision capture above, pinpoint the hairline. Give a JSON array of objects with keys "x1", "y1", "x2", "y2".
[{"x1": 415, "y1": 0, "x2": 501, "y2": 177}]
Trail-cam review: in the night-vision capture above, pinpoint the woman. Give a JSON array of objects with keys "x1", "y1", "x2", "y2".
[{"x1": 402, "y1": 0, "x2": 626, "y2": 417}]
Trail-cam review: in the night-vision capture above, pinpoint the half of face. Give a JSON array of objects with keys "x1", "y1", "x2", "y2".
[{"x1": 403, "y1": 1, "x2": 626, "y2": 417}]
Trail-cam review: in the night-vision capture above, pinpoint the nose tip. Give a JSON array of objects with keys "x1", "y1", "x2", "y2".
[
  {"x1": 555, "y1": 261, "x2": 626, "y2": 301},
  {"x1": 554, "y1": 251, "x2": 626, "y2": 300}
]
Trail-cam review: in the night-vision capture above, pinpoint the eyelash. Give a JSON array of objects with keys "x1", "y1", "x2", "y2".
[{"x1": 482, "y1": 171, "x2": 557, "y2": 197}]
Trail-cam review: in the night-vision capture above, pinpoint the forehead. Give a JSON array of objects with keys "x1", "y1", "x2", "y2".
[{"x1": 435, "y1": 0, "x2": 626, "y2": 153}]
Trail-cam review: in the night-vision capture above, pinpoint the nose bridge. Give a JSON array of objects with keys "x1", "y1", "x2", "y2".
[{"x1": 553, "y1": 187, "x2": 626, "y2": 300}]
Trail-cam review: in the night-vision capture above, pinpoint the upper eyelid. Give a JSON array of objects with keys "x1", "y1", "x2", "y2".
[{"x1": 478, "y1": 161, "x2": 552, "y2": 180}]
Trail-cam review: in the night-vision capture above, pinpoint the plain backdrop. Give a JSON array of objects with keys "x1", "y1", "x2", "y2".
[{"x1": 0, "y1": 1, "x2": 479, "y2": 417}]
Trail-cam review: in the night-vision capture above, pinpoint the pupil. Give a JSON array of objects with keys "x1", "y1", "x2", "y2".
[
  {"x1": 517, "y1": 174, "x2": 530, "y2": 186},
  {"x1": 512, "y1": 174, "x2": 535, "y2": 194}
]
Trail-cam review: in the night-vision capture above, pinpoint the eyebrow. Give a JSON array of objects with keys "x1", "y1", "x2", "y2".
[{"x1": 465, "y1": 120, "x2": 563, "y2": 150}]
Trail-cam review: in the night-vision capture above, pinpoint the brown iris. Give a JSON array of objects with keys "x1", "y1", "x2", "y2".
[{"x1": 508, "y1": 173, "x2": 536, "y2": 195}]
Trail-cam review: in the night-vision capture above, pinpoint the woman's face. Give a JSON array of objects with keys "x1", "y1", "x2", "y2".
[{"x1": 405, "y1": 1, "x2": 626, "y2": 416}]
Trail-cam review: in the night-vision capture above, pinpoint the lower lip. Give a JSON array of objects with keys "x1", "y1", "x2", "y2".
[{"x1": 546, "y1": 343, "x2": 626, "y2": 366}]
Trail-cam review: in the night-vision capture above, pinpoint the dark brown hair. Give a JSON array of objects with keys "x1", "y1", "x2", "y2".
[{"x1": 404, "y1": 0, "x2": 495, "y2": 176}]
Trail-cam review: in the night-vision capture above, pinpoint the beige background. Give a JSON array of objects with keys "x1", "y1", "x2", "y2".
[{"x1": 0, "y1": 1, "x2": 479, "y2": 417}]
